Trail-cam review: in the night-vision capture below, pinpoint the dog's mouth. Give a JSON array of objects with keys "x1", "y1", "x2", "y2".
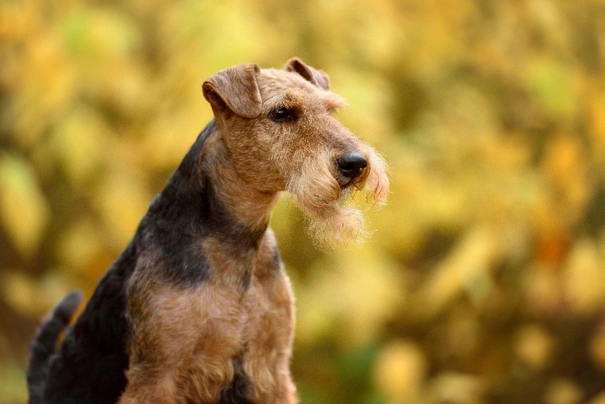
[{"x1": 337, "y1": 177, "x2": 355, "y2": 190}]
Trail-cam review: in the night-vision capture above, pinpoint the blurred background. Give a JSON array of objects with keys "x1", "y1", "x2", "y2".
[{"x1": 2, "y1": 0, "x2": 605, "y2": 403}]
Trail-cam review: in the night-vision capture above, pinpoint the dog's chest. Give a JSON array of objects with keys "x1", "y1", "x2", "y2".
[
  {"x1": 192, "y1": 267, "x2": 294, "y2": 353},
  {"x1": 183, "y1": 265, "x2": 294, "y2": 402},
  {"x1": 192, "y1": 244, "x2": 295, "y2": 400},
  {"x1": 127, "y1": 230, "x2": 295, "y2": 401},
  {"x1": 196, "y1": 232, "x2": 294, "y2": 354}
]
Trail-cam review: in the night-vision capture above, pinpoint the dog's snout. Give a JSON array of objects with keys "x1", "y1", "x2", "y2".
[{"x1": 337, "y1": 152, "x2": 367, "y2": 179}]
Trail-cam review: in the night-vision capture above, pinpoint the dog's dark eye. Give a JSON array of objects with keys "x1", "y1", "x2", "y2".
[{"x1": 269, "y1": 107, "x2": 296, "y2": 123}]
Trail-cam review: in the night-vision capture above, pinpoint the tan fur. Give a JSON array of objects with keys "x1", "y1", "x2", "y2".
[
  {"x1": 207, "y1": 61, "x2": 389, "y2": 247},
  {"x1": 241, "y1": 231, "x2": 296, "y2": 402},
  {"x1": 122, "y1": 232, "x2": 294, "y2": 404},
  {"x1": 119, "y1": 58, "x2": 388, "y2": 403}
]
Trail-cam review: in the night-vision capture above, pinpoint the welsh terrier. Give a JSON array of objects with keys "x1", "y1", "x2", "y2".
[{"x1": 27, "y1": 57, "x2": 388, "y2": 404}]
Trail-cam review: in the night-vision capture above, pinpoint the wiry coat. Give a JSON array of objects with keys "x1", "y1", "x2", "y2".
[
  {"x1": 28, "y1": 119, "x2": 293, "y2": 403},
  {"x1": 120, "y1": 119, "x2": 296, "y2": 403},
  {"x1": 27, "y1": 57, "x2": 389, "y2": 404}
]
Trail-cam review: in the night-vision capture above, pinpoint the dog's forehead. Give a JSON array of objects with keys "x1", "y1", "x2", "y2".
[
  {"x1": 258, "y1": 68, "x2": 317, "y2": 93},
  {"x1": 257, "y1": 68, "x2": 344, "y2": 109}
]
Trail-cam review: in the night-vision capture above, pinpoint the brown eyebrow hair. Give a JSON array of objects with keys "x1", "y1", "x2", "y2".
[{"x1": 324, "y1": 93, "x2": 347, "y2": 110}]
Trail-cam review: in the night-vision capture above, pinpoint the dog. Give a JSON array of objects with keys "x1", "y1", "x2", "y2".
[{"x1": 27, "y1": 57, "x2": 388, "y2": 404}]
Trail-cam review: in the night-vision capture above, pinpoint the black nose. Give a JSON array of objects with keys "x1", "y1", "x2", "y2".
[{"x1": 337, "y1": 152, "x2": 367, "y2": 179}]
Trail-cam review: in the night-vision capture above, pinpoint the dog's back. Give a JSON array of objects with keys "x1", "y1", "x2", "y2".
[{"x1": 26, "y1": 125, "x2": 215, "y2": 404}]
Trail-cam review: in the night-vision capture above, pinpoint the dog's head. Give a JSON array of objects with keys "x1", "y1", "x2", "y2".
[{"x1": 202, "y1": 58, "x2": 389, "y2": 246}]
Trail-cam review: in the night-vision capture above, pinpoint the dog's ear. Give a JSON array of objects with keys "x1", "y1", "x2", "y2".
[
  {"x1": 202, "y1": 64, "x2": 262, "y2": 119},
  {"x1": 284, "y1": 57, "x2": 330, "y2": 91}
]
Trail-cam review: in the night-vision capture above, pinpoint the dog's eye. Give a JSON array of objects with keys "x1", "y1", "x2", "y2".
[{"x1": 269, "y1": 107, "x2": 296, "y2": 123}]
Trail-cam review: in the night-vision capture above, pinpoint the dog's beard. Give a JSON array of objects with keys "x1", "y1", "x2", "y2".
[{"x1": 285, "y1": 148, "x2": 388, "y2": 248}]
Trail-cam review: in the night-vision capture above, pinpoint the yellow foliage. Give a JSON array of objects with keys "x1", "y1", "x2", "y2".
[
  {"x1": 1, "y1": 271, "x2": 39, "y2": 317},
  {"x1": 94, "y1": 171, "x2": 153, "y2": 249},
  {"x1": 563, "y1": 238, "x2": 605, "y2": 314},
  {"x1": 50, "y1": 107, "x2": 111, "y2": 185},
  {"x1": 0, "y1": 154, "x2": 49, "y2": 257},
  {"x1": 373, "y1": 340, "x2": 427, "y2": 402},
  {"x1": 514, "y1": 324, "x2": 554, "y2": 370},
  {"x1": 589, "y1": 324, "x2": 605, "y2": 370},
  {"x1": 427, "y1": 372, "x2": 483, "y2": 404},
  {"x1": 2, "y1": 0, "x2": 605, "y2": 403},
  {"x1": 419, "y1": 227, "x2": 500, "y2": 317},
  {"x1": 295, "y1": 246, "x2": 404, "y2": 347},
  {"x1": 589, "y1": 392, "x2": 605, "y2": 404},
  {"x1": 57, "y1": 219, "x2": 105, "y2": 273},
  {"x1": 1, "y1": 271, "x2": 72, "y2": 318},
  {"x1": 544, "y1": 379, "x2": 582, "y2": 404}
]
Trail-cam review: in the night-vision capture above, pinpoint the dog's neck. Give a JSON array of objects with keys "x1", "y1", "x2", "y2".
[
  {"x1": 158, "y1": 120, "x2": 279, "y2": 250},
  {"x1": 199, "y1": 127, "x2": 280, "y2": 234}
]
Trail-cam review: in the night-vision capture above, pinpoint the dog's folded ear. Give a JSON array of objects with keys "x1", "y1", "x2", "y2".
[
  {"x1": 284, "y1": 57, "x2": 330, "y2": 91},
  {"x1": 202, "y1": 64, "x2": 262, "y2": 119}
]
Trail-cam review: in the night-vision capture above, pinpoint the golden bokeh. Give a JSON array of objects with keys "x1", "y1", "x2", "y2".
[{"x1": 2, "y1": 0, "x2": 605, "y2": 403}]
